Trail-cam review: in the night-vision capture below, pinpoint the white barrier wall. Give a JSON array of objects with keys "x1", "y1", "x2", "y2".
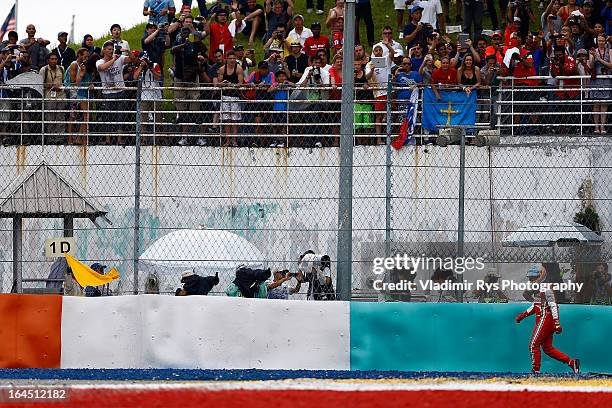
[{"x1": 60, "y1": 295, "x2": 350, "y2": 369}]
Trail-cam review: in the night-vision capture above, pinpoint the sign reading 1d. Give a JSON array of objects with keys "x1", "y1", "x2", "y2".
[{"x1": 45, "y1": 237, "x2": 76, "y2": 258}]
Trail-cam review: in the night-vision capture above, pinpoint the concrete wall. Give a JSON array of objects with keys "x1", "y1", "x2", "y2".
[
  {"x1": 60, "y1": 295, "x2": 350, "y2": 369},
  {"x1": 0, "y1": 143, "x2": 607, "y2": 294}
]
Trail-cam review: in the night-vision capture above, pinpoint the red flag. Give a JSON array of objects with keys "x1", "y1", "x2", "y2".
[{"x1": 391, "y1": 118, "x2": 408, "y2": 150}]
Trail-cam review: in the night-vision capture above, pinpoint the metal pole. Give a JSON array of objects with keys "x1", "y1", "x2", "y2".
[
  {"x1": 63, "y1": 216, "x2": 74, "y2": 237},
  {"x1": 13, "y1": 217, "x2": 22, "y2": 294},
  {"x1": 336, "y1": 0, "x2": 356, "y2": 301},
  {"x1": 385, "y1": 75, "x2": 392, "y2": 259},
  {"x1": 133, "y1": 73, "x2": 143, "y2": 295},
  {"x1": 457, "y1": 129, "x2": 465, "y2": 303}
]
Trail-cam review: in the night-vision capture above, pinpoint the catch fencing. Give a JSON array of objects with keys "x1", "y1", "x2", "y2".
[{"x1": 0, "y1": 77, "x2": 610, "y2": 304}]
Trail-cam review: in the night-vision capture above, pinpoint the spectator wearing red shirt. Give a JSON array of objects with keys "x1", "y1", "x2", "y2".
[
  {"x1": 332, "y1": 17, "x2": 344, "y2": 55},
  {"x1": 303, "y1": 22, "x2": 329, "y2": 60},
  {"x1": 209, "y1": 9, "x2": 241, "y2": 59},
  {"x1": 431, "y1": 56, "x2": 458, "y2": 101},
  {"x1": 504, "y1": 17, "x2": 522, "y2": 46}
]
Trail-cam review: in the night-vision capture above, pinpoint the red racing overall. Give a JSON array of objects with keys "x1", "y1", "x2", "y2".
[{"x1": 516, "y1": 289, "x2": 573, "y2": 373}]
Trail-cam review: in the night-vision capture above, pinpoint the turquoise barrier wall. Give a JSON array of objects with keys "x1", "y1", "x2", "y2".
[{"x1": 350, "y1": 302, "x2": 612, "y2": 373}]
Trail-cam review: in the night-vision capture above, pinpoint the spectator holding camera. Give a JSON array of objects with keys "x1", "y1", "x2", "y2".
[
  {"x1": 19, "y1": 24, "x2": 50, "y2": 71},
  {"x1": 542, "y1": 1, "x2": 563, "y2": 40},
  {"x1": 143, "y1": 0, "x2": 176, "y2": 26},
  {"x1": 96, "y1": 41, "x2": 135, "y2": 144},
  {"x1": 172, "y1": 20, "x2": 206, "y2": 126},
  {"x1": 82, "y1": 35, "x2": 102, "y2": 56},
  {"x1": 298, "y1": 251, "x2": 335, "y2": 301},
  {"x1": 588, "y1": 34, "x2": 611, "y2": 134},
  {"x1": 567, "y1": 13, "x2": 592, "y2": 57},
  {"x1": 265, "y1": 0, "x2": 294, "y2": 41},
  {"x1": 264, "y1": 23, "x2": 292, "y2": 57},
  {"x1": 134, "y1": 51, "x2": 163, "y2": 140},
  {"x1": 267, "y1": 269, "x2": 303, "y2": 299},
  {"x1": 372, "y1": 26, "x2": 404, "y2": 61},
  {"x1": 142, "y1": 23, "x2": 171, "y2": 83},
  {"x1": 587, "y1": 263, "x2": 612, "y2": 305},
  {"x1": 265, "y1": 43, "x2": 290, "y2": 77},
  {"x1": 404, "y1": 5, "x2": 430, "y2": 51},
  {"x1": 109, "y1": 24, "x2": 131, "y2": 56}
]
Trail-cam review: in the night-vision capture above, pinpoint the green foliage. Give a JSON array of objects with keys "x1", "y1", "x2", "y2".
[{"x1": 574, "y1": 206, "x2": 601, "y2": 235}]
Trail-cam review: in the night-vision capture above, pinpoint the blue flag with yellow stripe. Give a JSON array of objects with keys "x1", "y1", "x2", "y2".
[{"x1": 422, "y1": 88, "x2": 477, "y2": 132}]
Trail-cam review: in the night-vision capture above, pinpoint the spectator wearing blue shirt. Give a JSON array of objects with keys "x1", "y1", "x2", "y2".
[
  {"x1": 409, "y1": 44, "x2": 424, "y2": 72},
  {"x1": 143, "y1": 0, "x2": 176, "y2": 26},
  {"x1": 268, "y1": 70, "x2": 293, "y2": 143},
  {"x1": 246, "y1": 60, "x2": 276, "y2": 144},
  {"x1": 395, "y1": 57, "x2": 423, "y2": 93}
]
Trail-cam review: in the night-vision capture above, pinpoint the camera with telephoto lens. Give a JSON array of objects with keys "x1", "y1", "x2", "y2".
[
  {"x1": 275, "y1": 31, "x2": 284, "y2": 40},
  {"x1": 180, "y1": 26, "x2": 191, "y2": 39},
  {"x1": 312, "y1": 67, "x2": 321, "y2": 81}
]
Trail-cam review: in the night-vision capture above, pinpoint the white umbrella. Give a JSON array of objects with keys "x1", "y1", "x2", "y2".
[
  {"x1": 502, "y1": 221, "x2": 603, "y2": 248},
  {"x1": 5, "y1": 72, "x2": 43, "y2": 97},
  {"x1": 139, "y1": 228, "x2": 266, "y2": 277}
]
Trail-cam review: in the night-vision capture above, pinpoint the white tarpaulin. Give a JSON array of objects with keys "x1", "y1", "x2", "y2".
[{"x1": 139, "y1": 228, "x2": 266, "y2": 277}]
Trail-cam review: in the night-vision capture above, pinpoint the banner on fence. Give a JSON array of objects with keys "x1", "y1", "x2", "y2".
[{"x1": 422, "y1": 88, "x2": 477, "y2": 132}]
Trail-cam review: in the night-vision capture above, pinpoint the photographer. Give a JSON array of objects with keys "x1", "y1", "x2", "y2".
[
  {"x1": 587, "y1": 263, "x2": 612, "y2": 305},
  {"x1": 142, "y1": 23, "x2": 171, "y2": 84},
  {"x1": 134, "y1": 51, "x2": 163, "y2": 142},
  {"x1": 480, "y1": 54, "x2": 501, "y2": 127},
  {"x1": 40, "y1": 53, "x2": 66, "y2": 142},
  {"x1": 508, "y1": 0, "x2": 535, "y2": 40},
  {"x1": 264, "y1": 23, "x2": 292, "y2": 58},
  {"x1": 567, "y1": 14, "x2": 592, "y2": 57},
  {"x1": 172, "y1": 22, "x2": 205, "y2": 127},
  {"x1": 297, "y1": 55, "x2": 329, "y2": 147},
  {"x1": 403, "y1": 5, "x2": 430, "y2": 51},
  {"x1": 264, "y1": 0, "x2": 294, "y2": 42},
  {"x1": 542, "y1": 1, "x2": 562, "y2": 39},
  {"x1": 109, "y1": 24, "x2": 131, "y2": 56},
  {"x1": 19, "y1": 24, "x2": 49, "y2": 71},
  {"x1": 267, "y1": 269, "x2": 303, "y2": 299},
  {"x1": 143, "y1": 0, "x2": 176, "y2": 26},
  {"x1": 96, "y1": 40, "x2": 135, "y2": 144},
  {"x1": 298, "y1": 251, "x2": 335, "y2": 301}
]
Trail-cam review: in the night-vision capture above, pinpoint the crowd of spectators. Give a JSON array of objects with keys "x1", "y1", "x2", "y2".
[{"x1": 0, "y1": 0, "x2": 611, "y2": 146}]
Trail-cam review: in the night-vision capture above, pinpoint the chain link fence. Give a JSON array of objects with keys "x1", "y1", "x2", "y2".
[{"x1": 0, "y1": 76, "x2": 610, "y2": 304}]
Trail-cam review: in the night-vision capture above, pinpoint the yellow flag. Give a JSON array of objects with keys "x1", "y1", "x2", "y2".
[{"x1": 64, "y1": 254, "x2": 120, "y2": 287}]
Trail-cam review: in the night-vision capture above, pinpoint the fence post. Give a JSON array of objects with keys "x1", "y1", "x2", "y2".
[
  {"x1": 457, "y1": 129, "x2": 465, "y2": 303},
  {"x1": 133, "y1": 74, "x2": 143, "y2": 295},
  {"x1": 385, "y1": 75, "x2": 392, "y2": 260},
  {"x1": 336, "y1": 0, "x2": 356, "y2": 301}
]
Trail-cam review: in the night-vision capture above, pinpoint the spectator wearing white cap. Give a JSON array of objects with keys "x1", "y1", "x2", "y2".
[{"x1": 288, "y1": 14, "x2": 313, "y2": 47}]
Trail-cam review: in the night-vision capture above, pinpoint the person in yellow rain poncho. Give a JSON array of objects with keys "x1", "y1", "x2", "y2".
[{"x1": 64, "y1": 254, "x2": 120, "y2": 297}]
